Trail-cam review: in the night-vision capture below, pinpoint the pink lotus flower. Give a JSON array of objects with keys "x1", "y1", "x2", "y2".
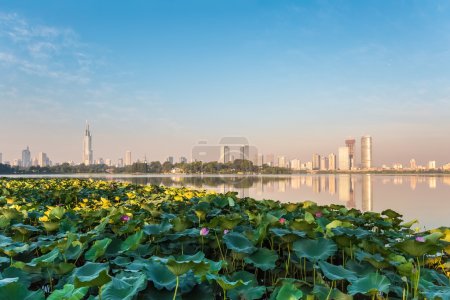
[
  {"x1": 315, "y1": 212, "x2": 323, "y2": 218},
  {"x1": 415, "y1": 236, "x2": 426, "y2": 243},
  {"x1": 279, "y1": 217, "x2": 286, "y2": 225},
  {"x1": 223, "y1": 229, "x2": 230, "y2": 235},
  {"x1": 200, "y1": 227, "x2": 209, "y2": 236},
  {"x1": 121, "y1": 215, "x2": 131, "y2": 222}
]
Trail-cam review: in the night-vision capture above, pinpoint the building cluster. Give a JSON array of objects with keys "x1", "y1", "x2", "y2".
[
  {"x1": 1, "y1": 124, "x2": 449, "y2": 172},
  {"x1": 0, "y1": 146, "x2": 54, "y2": 168},
  {"x1": 260, "y1": 136, "x2": 373, "y2": 171}
]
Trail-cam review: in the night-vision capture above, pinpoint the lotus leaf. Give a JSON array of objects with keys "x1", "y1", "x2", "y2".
[
  {"x1": 293, "y1": 237, "x2": 337, "y2": 262},
  {"x1": 73, "y1": 262, "x2": 111, "y2": 288},
  {"x1": 223, "y1": 232, "x2": 256, "y2": 254}
]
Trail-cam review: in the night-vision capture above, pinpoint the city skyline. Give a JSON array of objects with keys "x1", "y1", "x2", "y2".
[
  {"x1": 1, "y1": 122, "x2": 447, "y2": 171},
  {"x1": 1, "y1": 2, "x2": 450, "y2": 163}
]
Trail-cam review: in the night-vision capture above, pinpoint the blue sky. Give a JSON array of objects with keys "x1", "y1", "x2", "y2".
[{"x1": 1, "y1": 0, "x2": 450, "y2": 165}]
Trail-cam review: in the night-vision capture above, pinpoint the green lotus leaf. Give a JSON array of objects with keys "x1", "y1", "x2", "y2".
[
  {"x1": 206, "y1": 274, "x2": 249, "y2": 291},
  {"x1": 183, "y1": 283, "x2": 214, "y2": 300},
  {"x1": 347, "y1": 272, "x2": 390, "y2": 296},
  {"x1": 0, "y1": 277, "x2": 18, "y2": 287},
  {"x1": 166, "y1": 258, "x2": 209, "y2": 277},
  {"x1": 85, "y1": 238, "x2": 112, "y2": 261},
  {"x1": 0, "y1": 235, "x2": 13, "y2": 247},
  {"x1": 331, "y1": 227, "x2": 371, "y2": 239},
  {"x1": 101, "y1": 272, "x2": 147, "y2": 300},
  {"x1": 49, "y1": 206, "x2": 66, "y2": 220},
  {"x1": 1, "y1": 267, "x2": 31, "y2": 287},
  {"x1": 244, "y1": 248, "x2": 278, "y2": 271},
  {"x1": 11, "y1": 224, "x2": 40, "y2": 234},
  {"x1": 381, "y1": 209, "x2": 402, "y2": 219},
  {"x1": 304, "y1": 212, "x2": 315, "y2": 224},
  {"x1": 223, "y1": 232, "x2": 256, "y2": 254},
  {"x1": 47, "y1": 284, "x2": 88, "y2": 300},
  {"x1": 312, "y1": 285, "x2": 352, "y2": 300},
  {"x1": 27, "y1": 247, "x2": 60, "y2": 266},
  {"x1": 144, "y1": 260, "x2": 176, "y2": 289},
  {"x1": 0, "y1": 282, "x2": 44, "y2": 300},
  {"x1": 395, "y1": 238, "x2": 442, "y2": 257},
  {"x1": 317, "y1": 260, "x2": 357, "y2": 281},
  {"x1": 2, "y1": 242, "x2": 29, "y2": 257},
  {"x1": 73, "y1": 262, "x2": 111, "y2": 288},
  {"x1": 345, "y1": 260, "x2": 376, "y2": 277},
  {"x1": 43, "y1": 221, "x2": 60, "y2": 232},
  {"x1": 228, "y1": 271, "x2": 266, "y2": 300},
  {"x1": 293, "y1": 237, "x2": 337, "y2": 262},
  {"x1": 421, "y1": 285, "x2": 450, "y2": 300},
  {"x1": 143, "y1": 220, "x2": 172, "y2": 235},
  {"x1": 120, "y1": 230, "x2": 144, "y2": 252},
  {"x1": 274, "y1": 282, "x2": 303, "y2": 300}
]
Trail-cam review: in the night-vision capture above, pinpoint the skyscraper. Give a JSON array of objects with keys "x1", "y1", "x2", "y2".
[
  {"x1": 338, "y1": 146, "x2": 350, "y2": 170},
  {"x1": 312, "y1": 154, "x2": 321, "y2": 170},
  {"x1": 0, "y1": 152, "x2": 3, "y2": 164},
  {"x1": 220, "y1": 146, "x2": 230, "y2": 163},
  {"x1": 125, "y1": 151, "x2": 132, "y2": 166},
  {"x1": 21, "y1": 146, "x2": 31, "y2": 168},
  {"x1": 345, "y1": 138, "x2": 356, "y2": 169},
  {"x1": 328, "y1": 153, "x2": 336, "y2": 170},
  {"x1": 82, "y1": 122, "x2": 93, "y2": 165},
  {"x1": 361, "y1": 135, "x2": 372, "y2": 169},
  {"x1": 38, "y1": 152, "x2": 49, "y2": 167}
]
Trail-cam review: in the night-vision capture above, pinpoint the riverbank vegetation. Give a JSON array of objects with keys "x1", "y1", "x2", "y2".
[{"x1": 0, "y1": 178, "x2": 449, "y2": 299}]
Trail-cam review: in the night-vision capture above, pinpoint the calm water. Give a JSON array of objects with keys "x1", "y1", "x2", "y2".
[{"x1": 4, "y1": 174, "x2": 450, "y2": 229}]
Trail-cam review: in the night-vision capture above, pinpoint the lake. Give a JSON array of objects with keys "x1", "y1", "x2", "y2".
[{"x1": 4, "y1": 174, "x2": 449, "y2": 229}]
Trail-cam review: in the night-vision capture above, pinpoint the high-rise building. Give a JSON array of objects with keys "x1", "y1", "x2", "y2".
[
  {"x1": 428, "y1": 160, "x2": 436, "y2": 169},
  {"x1": 312, "y1": 154, "x2": 321, "y2": 170},
  {"x1": 0, "y1": 152, "x2": 2, "y2": 164},
  {"x1": 241, "y1": 145, "x2": 250, "y2": 160},
  {"x1": 290, "y1": 159, "x2": 301, "y2": 170},
  {"x1": 105, "y1": 159, "x2": 112, "y2": 166},
  {"x1": 410, "y1": 159, "x2": 417, "y2": 170},
  {"x1": 38, "y1": 152, "x2": 49, "y2": 167},
  {"x1": 117, "y1": 158, "x2": 124, "y2": 168},
  {"x1": 125, "y1": 151, "x2": 132, "y2": 166},
  {"x1": 338, "y1": 146, "x2": 350, "y2": 170},
  {"x1": 320, "y1": 157, "x2": 328, "y2": 170},
  {"x1": 21, "y1": 146, "x2": 31, "y2": 168},
  {"x1": 361, "y1": 135, "x2": 372, "y2": 169},
  {"x1": 179, "y1": 156, "x2": 188, "y2": 163},
  {"x1": 166, "y1": 156, "x2": 174, "y2": 164},
  {"x1": 345, "y1": 138, "x2": 356, "y2": 169},
  {"x1": 220, "y1": 146, "x2": 230, "y2": 163},
  {"x1": 328, "y1": 153, "x2": 336, "y2": 170},
  {"x1": 82, "y1": 122, "x2": 93, "y2": 165},
  {"x1": 277, "y1": 156, "x2": 287, "y2": 168}
]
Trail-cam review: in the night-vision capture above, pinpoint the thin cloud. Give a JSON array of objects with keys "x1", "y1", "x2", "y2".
[{"x1": 0, "y1": 11, "x2": 92, "y2": 83}]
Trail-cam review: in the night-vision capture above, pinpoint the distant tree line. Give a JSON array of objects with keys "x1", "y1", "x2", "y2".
[{"x1": 0, "y1": 160, "x2": 292, "y2": 175}]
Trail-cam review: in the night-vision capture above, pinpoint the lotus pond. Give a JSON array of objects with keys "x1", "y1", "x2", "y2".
[{"x1": 0, "y1": 178, "x2": 449, "y2": 299}]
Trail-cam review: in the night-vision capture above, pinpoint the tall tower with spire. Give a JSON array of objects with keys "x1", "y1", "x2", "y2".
[{"x1": 83, "y1": 121, "x2": 93, "y2": 165}]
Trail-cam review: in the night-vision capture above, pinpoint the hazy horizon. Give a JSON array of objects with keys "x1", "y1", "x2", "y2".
[{"x1": 1, "y1": 1, "x2": 450, "y2": 165}]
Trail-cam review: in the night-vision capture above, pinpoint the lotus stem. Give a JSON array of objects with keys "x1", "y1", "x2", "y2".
[{"x1": 173, "y1": 275, "x2": 179, "y2": 300}]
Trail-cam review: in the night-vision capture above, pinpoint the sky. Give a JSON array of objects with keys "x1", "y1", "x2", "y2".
[{"x1": 1, "y1": 0, "x2": 450, "y2": 166}]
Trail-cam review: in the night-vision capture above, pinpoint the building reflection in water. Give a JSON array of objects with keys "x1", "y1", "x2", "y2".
[
  {"x1": 410, "y1": 176, "x2": 417, "y2": 190},
  {"x1": 328, "y1": 175, "x2": 336, "y2": 195},
  {"x1": 362, "y1": 174, "x2": 373, "y2": 212},
  {"x1": 338, "y1": 175, "x2": 355, "y2": 208},
  {"x1": 428, "y1": 177, "x2": 437, "y2": 189}
]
